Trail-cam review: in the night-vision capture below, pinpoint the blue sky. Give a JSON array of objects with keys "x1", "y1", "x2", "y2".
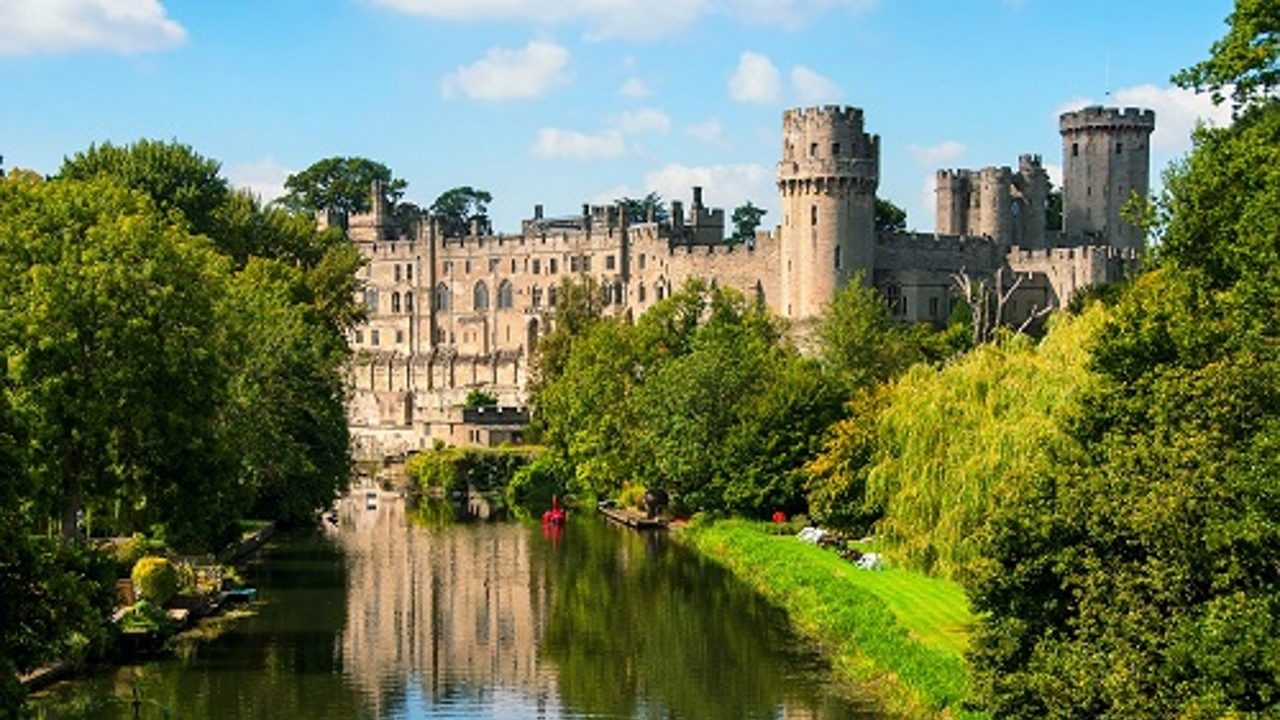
[{"x1": 0, "y1": 0, "x2": 1234, "y2": 232}]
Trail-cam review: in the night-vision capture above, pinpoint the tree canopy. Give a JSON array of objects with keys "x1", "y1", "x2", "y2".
[
  {"x1": 874, "y1": 197, "x2": 907, "y2": 234},
  {"x1": 730, "y1": 201, "x2": 767, "y2": 244},
  {"x1": 1172, "y1": 0, "x2": 1279, "y2": 112},
  {"x1": 617, "y1": 193, "x2": 669, "y2": 224},
  {"x1": 279, "y1": 156, "x2": 406, "y2": 216},
  {"x1": 431, "y1": 186, "x2": 492, "y2": 237}
]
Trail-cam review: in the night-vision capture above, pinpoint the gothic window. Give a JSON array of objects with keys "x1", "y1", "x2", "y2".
[
  {"x1": 391, "y1": 292, "x2": 401, "y2": 313},
  {"x1": 434, "y1": 283, "x2": 451, "y2": 311},
  {"x1": 364, "y1": 288, "x2": 379, "y2": 312},
  {"x1": 498, "y1": 280, "x2": 513, "y2": 309},
  {"x1": 885, "y1": 283, "x2": 905, "y2": 316},
  {"x1": 405, "y1": 292, "x2": 414, "y2": 312},
  {"x1": 656, "y1": 279, "x2": 667, "y2": 301},
  {"x1": 474, "y1": 281, "x2": 490, "y2": 310}
]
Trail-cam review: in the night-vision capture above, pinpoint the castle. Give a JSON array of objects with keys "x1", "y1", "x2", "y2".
[{"x1": 344, "y1": 104, "x2": 1154, "y2": 459}]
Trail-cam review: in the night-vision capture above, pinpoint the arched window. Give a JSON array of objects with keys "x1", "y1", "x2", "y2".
[
  {"x1": 656, "y1": 279, "x2": 667, "y2": 301},
  {"x1": 497, "y1": 280, "x2": 513, "y2": 309},
  {"x1": 434, "y1": 283, "x2": 451, "y2": 311},
  {"x1": 391, "y1": 292, "x2": 401, "y2": 313},
  {"x1": 474, "y1": 281, "x2": 489, "y2": 310},
  {"x1": 364, "y1": 288, "x2": 379, "y2": 312},
  {"x1": 404, "y1": 292, "x2": 414, "y2": 313}
]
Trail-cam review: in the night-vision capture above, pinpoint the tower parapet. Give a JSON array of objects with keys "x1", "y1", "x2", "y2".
[
  {"x1": 1059, "y1": 106, "x2": 1155, "y2": 252},
  {"x1": 776, "y1": 105, "x2": 880, "y2": 319}
]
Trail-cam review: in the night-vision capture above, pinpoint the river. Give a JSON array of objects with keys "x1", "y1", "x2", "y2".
[{"x1": 33, "y1": 494, "x2": 877, "y2": 719}]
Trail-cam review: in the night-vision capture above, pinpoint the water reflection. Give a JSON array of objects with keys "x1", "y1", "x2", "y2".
[{"x1": 35, "y1": 494, "x2": 876, "y2": 719}]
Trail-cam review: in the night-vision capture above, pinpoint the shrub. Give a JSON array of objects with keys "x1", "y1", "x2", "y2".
[
  {"x1": 617, "y1": 483, "x2": 646, "y2": 510},
  {"x1": 131, "y1": 557, "x2": 179, "y2": 607}
]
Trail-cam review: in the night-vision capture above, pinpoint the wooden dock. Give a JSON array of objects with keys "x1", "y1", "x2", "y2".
[{"x1": 598, "y1": 505, "x2": 667, "y2": 530}]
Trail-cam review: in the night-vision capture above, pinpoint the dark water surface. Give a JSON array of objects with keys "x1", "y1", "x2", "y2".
[{"x1": 34, "y1": 496, "x2": 876, "y2": 719}]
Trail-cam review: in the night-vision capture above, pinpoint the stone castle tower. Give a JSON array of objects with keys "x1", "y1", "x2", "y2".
[
  {"x1": 777, "y1": 106, "x2": 879, "y2": 319},
  {"x1": 1059, "y1": 106, "x2": 1155, "y2": 252}
]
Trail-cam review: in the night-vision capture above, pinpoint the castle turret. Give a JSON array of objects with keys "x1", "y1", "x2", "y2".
[
  {"x1": 1015, "y1": 154, "x2": 1048, "y2": 247},
  {"x1": 777, "y1": 105, "x2": 879, "y2": 319},
  {"x1": 1059, "y1": 106, "x2": 1155, "y2": 252},
  {"x1": 935, "y1": 170, "x2": 971, "y2": 236}
]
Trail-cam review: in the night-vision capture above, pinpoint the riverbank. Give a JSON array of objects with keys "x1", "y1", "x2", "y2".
[{"x1": 679, "y1": 519, "x2": 982, "y2": 719}]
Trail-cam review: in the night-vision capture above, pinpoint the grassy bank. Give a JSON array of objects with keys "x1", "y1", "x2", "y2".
[{"x1": 679, "y1": 520, "x2": 981, "y2": 719}]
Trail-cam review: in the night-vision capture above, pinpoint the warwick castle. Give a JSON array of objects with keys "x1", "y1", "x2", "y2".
[{"x1": 344, "y1": 104, "x2": 1155, "y2": 458}]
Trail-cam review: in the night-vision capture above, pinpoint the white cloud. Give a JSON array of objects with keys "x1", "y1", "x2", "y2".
[
  {"x1": 644, "y1": 163, "x2": 775, "y2": 214},
  {"x1": 441, "y1": 40, "x2": 570, "y2": 101},
  {"x1": 729, "y1": 51, "x2": 781, "y2": 104},
  {"x1": 0, "y1": 0, "x2": 185, "y2": 55},
  {"x1": 372, "y1": 0, "x2": 709, "y2": 41},
  {"x1": 1043, "y1": 163, "x2": 1063, "y2": 189},
  {"x1": 610, "y1": 107, "x2": 671, "y2": 135},
  {"x1": 907, "y1": 140, "x2": 967, "y2": 166},
  {"x1": 532, "y1": 128, "x2": 626, "y2": 159},
  {"x1": 685, "y1": 117, "x2": 727, "y2": 146},
  {"x1": 1057, "y1": 84, "x2": 1232, "y2": 153},
  {"x1": 919, "y1": 173, "x2": 937, "y2": 229},
  {"x1": 226, "y1": 157, "x2": 293, "y2": 204},
  {"x1": 618, "y1": 77, "x2": 652, "y2": 98},
  {"x1": 791, "y1": 66, "x2": 841, "y2": 104}
]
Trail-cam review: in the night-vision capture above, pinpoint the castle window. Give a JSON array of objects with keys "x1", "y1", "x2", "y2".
[
  {"x1": 549, "y1": 258, "x2": 558, "y2": 274},
  {"x1": 549, "y1": 287, "x2": 558, "y2": 307},
  {"x1": 371, "y1": 329, "x2": 380, "y2": 346},
  {"x1": 533, "y1": 259, "x2": 541, "y2": 274},
  {"x1": 405, "y1": 292, "x2": 414, "y2": 312},
  {"x1": 639, "y1": 254, "x2": 646, "y2": 270},
  {"x1": 465, "y1": 260, "x2": 472, "y2": 274},
  {"x1": 444, "y1": 261, "x2": 452, "y2": 275},
  {"x1": 583, "y1": 255, "x2": 592, "y2": 272},
  {"x1": 639, "y1": 284, "x2": 647, "y2": 302},
  {"x1": 811, "y1": 205, "x2": 818, "y2": 226},
  {"x1": 489, "y1": 258, "x2": 500, "y2": 273},
  {"x1": 569, "y1": 256, "x2": 579, "y2": 272},
  {"x1": 832, "y1": 142, "x2": 841, "y2": 157},
  {"x1": 497, "y1": 280, "x2": 513, "y2": 309},
  {"x1": 406, "y1": 264, "x2": 412, "y2": 281},
  {"x1": 929, "y1": 297, "x2": 939, "y2": 318},
  {"x1": 810, "y1": 142, "x2": 818, "y2": 157},
  {"x1": 510, "y1": 258, "x2": 517, "y2": 273},
  {"x1": 434, "y1": 283, "x2": 451, "y2": 311},
  {"x1": 395, "y1": 329, "x2": 404, "y2": 344},
  {"x1": 474, "y1": 281, "x2": 490, "y2": 310},
  {"x1": 1116, "y1": 142, "x2": 1123, "y2": 154},
  {"x1": 600, "y1": 284, "x2": 612, "y2": 306},
  {"x1": 1072, "y1": 142, "x2": 1079, "y2": 157},
  {"x1": 355, "y1": 329, "x2": 363, "y2": 344},
  {"x1": 605, "y1": 255, "x2": 616, "y2": 271},
  {"x1": 391, "y1": 292, "x2": 401, "y2": 313},
  {"x1": 532, "y1": 287, "x2": 543, "y2": 307},
  {"x1": 614, "y1": 282, "x2": 624, "y2": 304},
  {"x1": 394, "y1": 264, "x2": 402, "y2": 283},
  {"x1": 885, "y1": 283, "x2": 905, "y2": 316},
  {"x1": 834, "y1": 246, "x2": 842, "y2": 270},
  {"x1": 656, "y1": 281, "x2": 666, "y2": 301},
  {"x1": 365, "y1": 288, "x2": 379, "y2": 312}
]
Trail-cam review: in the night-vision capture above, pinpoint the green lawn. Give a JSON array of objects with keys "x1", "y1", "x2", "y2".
[{"x1": 680, "y1": 519, "x2": 982, "y2": 719}]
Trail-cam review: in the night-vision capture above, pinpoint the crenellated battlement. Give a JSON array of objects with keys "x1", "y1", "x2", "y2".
[
  {"x1": 1059, "y1": 105, "x2": 1156, "y2": 132},
  {"x1": 782, "y1": 105, "x2": 866, "y2": 130}
]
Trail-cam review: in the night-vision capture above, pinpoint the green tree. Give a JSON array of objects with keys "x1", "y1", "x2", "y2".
[
  {"x1": 1045, "y1": 182, "x2": 1063, "y2": 232},
  {"x1": 729, "y1": 201, "x2": 767, "y2": 244},
  {"x1": 59, "y1": 139, "x2": 229, "y2": 237},
  {"x1": 279, "y1": 156, "x2": 406, "y2": 216},
  {"x1": 528, "y1": 276, "x2": 606, "y2": 397},
  {"x1": 616, "y1": 192, "x2": 668, "y2": 224},
  {"x1": 1172, "y1": 0, "x2": 1279, "y2": 112},
  {"x1": 431, "y1": 186, "x2": 492, "y2": 237},
  {"x1": 813, "y1": 276, "x2": 931, "y2": 390},
  {"x1": 0, "y1": 174, "x2": 235, "y2": 546},
  {"x1": 874, "y1": 197, "x2": 907, "y2": 234}
]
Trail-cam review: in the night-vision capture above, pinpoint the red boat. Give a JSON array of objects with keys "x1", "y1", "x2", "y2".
[{"x1": 541, "y1": 495, "x2": 566, "y2": 527}]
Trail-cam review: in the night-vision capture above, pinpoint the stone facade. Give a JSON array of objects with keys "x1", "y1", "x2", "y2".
[{"x1": 345, "y1": 104, "x2": 1153, "y2": 458}]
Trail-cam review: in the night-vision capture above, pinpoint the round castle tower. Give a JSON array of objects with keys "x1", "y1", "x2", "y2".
[
  {"x1": 1059, "y1": 106, "x2": 1155, "y2": 252},
  {"x1": 777, "y1": 106, "x2": 879, "y2": 319}
]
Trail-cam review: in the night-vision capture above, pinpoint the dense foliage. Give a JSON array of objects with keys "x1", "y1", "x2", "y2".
[
  {"x1": 965, "y1": 11, "x2": 1280, "y2": 714},
  {"x1": 279, "y1": 156, "x2": 406, "y2": 216},
  {"x1": 0, "y1": 141, "x2": 360, "y2": 715}
]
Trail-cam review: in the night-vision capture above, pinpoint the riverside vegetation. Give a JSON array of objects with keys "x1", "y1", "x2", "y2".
[
  {"x1": 0, "y1": 142, "x2": 361, "y2": 717},
  {"x1": 526, "y1": 5, "x2": 1280, "y2": 717}
]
